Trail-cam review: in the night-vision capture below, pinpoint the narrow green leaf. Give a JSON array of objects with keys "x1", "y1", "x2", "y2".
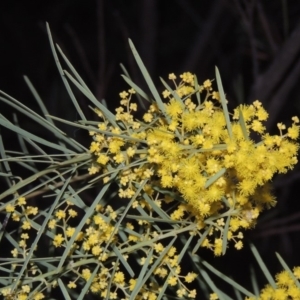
[
  {"x1": 0, "y1": 117, "x2": 76, "y2": 154},
  {"x1": 58, "y1": 279, "x2": 72, "y2": 300},
  {"x1": 178, "y1": 235, "x2": 193, "y2": 262},
  {"x1": 192, "y1": 225, "x2": 212, "y2": 254},
  {"x1": 126, "y1": 214, "x2": 188, "y2": 224},
  {"x1": 194, "y1": 74, "x2": 201, "y2": 105},
  {"x1": 199, "y1": 269, "x2": 227, "y2": 300},
  {"x1": 222, "y1": 215, "x2": 231, "y2": 255},
  {"x1": 0, "y1": 153, "x2": 90, "y2": 201},
  {"x1": 250, "y1": 244, "x2": 277, "y2": 289},
  {"x1": 202, "y1": 259, "x2": 255, "y2": 297},
  {"x1": 215, "y1": 67, "x2": 233, "y2": 140},
  {"x1": 112, "y1": 245, "x2": 135, "y2": 277},
  {"x1": 63, "y1": 70, "x2": 117, "y2": 126},
  {"x1": 128, "y1": 39, "x2": 170, "y2": 123},
  {"x1": 250, "y1": 265, "x2": 260, "y2": 297},
  {"x1": 238, "y1": 108, "x2": 249, "y2": 140},
  {"x1": 105, "y1": 258, "x2": 119, "y2": 300},
  {"x1": 130, "y1": 248, "x2": 154, "y2": 300},
  {"x1": 204, "y1": 168, "x2": 226, "y2": 188},
  {"x1": 23, "y1": 76, "x2": 82, "y2": 153},
  {"x1": 56, "y1": 44, "x2": 92, "y2": 93},
  {"x1": 46, "y1": 23, "x2": 86, "y2": 121}
]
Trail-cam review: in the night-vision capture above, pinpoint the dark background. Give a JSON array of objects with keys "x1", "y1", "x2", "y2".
[{"x1": 1, "y1": 0, "x2": 300, "y2": 297}]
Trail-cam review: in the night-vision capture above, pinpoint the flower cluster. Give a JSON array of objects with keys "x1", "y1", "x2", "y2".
[
  {"x1": 3, "y1": 70, "x2": 298, "y2": 300},
  {"x1": 47, "y1": 202, "x2": 198, "y2": 299},
  {"x1": 88, "y1": 72, "x2": 299, "y2": 255},
  {"x1": 5, "y1": 197, "x2": 39, "y2": 259},
  {"x1": 246, "y1": 266, "x2": 300, "y2": 300}
]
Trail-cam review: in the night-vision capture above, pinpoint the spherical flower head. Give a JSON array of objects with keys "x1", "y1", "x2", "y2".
[
  {"x1": 162, "y1": 90, "x2": 171, "y2": 98},
  {"x1": 119, "y1": 91, "x2": 129, "y2": 99},
  {"x1": 22, "y1": 220, "x2": 31, "y2": 230},
  {"x1": 48, "y1": 219, "x2": 56, "y2": 229},
  {"x1": 185, "y1": 272, "x2": 197, "y2": 283},
  {"x1": 82, "y1": 269, "x2": 91, "y2": 281},
  {"x1": 168, "y1": 276, "x2": 178, "y2": 286},
  {"x1": 165, "y1": 99, "x2": 184, "y2": 118},
  {"x1": 66, "y1": 227, "x2": 76, "y2": 237},
  {"x1": 234, "y1": 241, "x2": 243, "y2": 250},
  {"x1": 113, "y1": 271, "x2": 125, "y2": 284},
  {"x1": 203, "y1": 79, "x2": 212, "y2": 89},
  {"x1": 293, "y1": 266, "x2": 300, "y2": 279},
  {"x1": 5, "y1": 203, "x2": 15, "y2": 213},
  {"x1": 288, "y1": 124, "x2": 299, "y2": 139},
  {"x1": 18, "y1": 197, "x2": 26, "y2": 206},
  {"x1": 180, "y1": 72, "x2": 194, "y2": 84},
  {"x1": 169, "y1": 73, "x2": 177, "y2": 80},
  {"x1": 53, "y1": 234, "x2": 65, "y2": 247},
  {"x1": 55, "y1": 210, "x2": 66, "y2": 220},
  {"x1": 67, "y1": 281, "x2": 77, "y2": 289}
]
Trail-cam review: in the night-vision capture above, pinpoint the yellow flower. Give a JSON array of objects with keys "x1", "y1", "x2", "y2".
[
  {"x1": 113, "y1": 271, "x2": 125, "y2": 284},
  {"x1": 126, "y1": 147, "x2": 135, "y2": 157},
  {"x1": 143, "y1": 113, "x2": 153, "y2": 122},
  {"x1": 66, "y1": 227, "x2": 75, "y2": 237},
  {"x1": 12, "y1": 213, "x2": 20, "y2": 221},
  {"x1": 33, "y1": 292, "x2": 45, "y2": 300},
  {"x1": 18, "y1": 197, "x2": 26, "y2": 206},
  {"x1": 68, "y1": 209, "x2": 77, "y2": 218},
  {"x1": 130, "y1": 103, "x2": 137, "y2": 111},
  {"x1": 55, "y1": 210, "x2": 66, "y2": 220},
  {"x1": 119, "y1": 91, "x2": 128, "y2": 99},
  {"x1": 234, "y1": 241, "x2": 243, "y2": 250},
  {"x1": 188, "y1": 289, "x2": 197, "y2": 298},
  {"x1": 11, "y1": 248, "x2": 18, "y2": 257},
  {"x1": 185, "y1": 272, "x2": 197, "y2": 283},
  {"x1": 67, "y1": 281, "x2": 77, "y2": 289},
  {"x1": 210, "y1": 293, "x2": 219, "y2": 300},
  {"x1": 162, "y1": 90, "x2": 171, "y2": 98},
  {"x1": 88, "y1": 165, "x2": 100, "y2": 175},
  {"x1": 277, "y1": 122, "x2": 286, "y2": 130},
  {"x1": 168, "y1": 276, "x2": 177, "y2": 286},
  {"x1": 82, "y1": 269, "x2": 91, "y2": 281},
  {"x1": 22, "y1": 220, "x2": 31, "y2": 230},
  {"x1": 165, "y1": 99, "x2": 184, "y2": 117},
  {"x1": 203, "y1": 79, "x2": 212, "y2": 88},
  {"x1": 288, "y1": 124, "x2": 299, "y2": 139},
  {"x1": 53, "y1": 234, "x2": 65, "y2": 247},
  {"x1": 5, "y1": 203, "x2": 15, "y2": 213},
  {"x1": 48, "y1": 219, "x2": 56, "y2": 229},
  {"x1": 17, "y1": 293, "x2": 28, "y2": 300},
  {"x1": 180, "y1": 72, "x2": 194, "y2": 84},
  {"x1": 22, "y1": 285, "x2": 30, "y2": 293},
  {"x1": 25, "y1": 206, "x2": 38, "y2": 215},
  {"x1": 276, "y1": 270, "x2": 294, "y2": 287},
  {"x1": 89, "y1": 141, "x2": 100, "y2": 153},
  {"x1": 97, "y1": 154, "x2": 109, "y2": 165},
  {"x1": 21, "y1": 233, "x2": 29, "y2": 239},
  {"x1": 168, "y1": 73, "x2": 176, "y2": 80},
  {"x1": 293, "y1": 266, "x2": 300, "y2": 279},
  {"x1": 154, "y1": 243, "x2": 164, "y2": 253}
]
